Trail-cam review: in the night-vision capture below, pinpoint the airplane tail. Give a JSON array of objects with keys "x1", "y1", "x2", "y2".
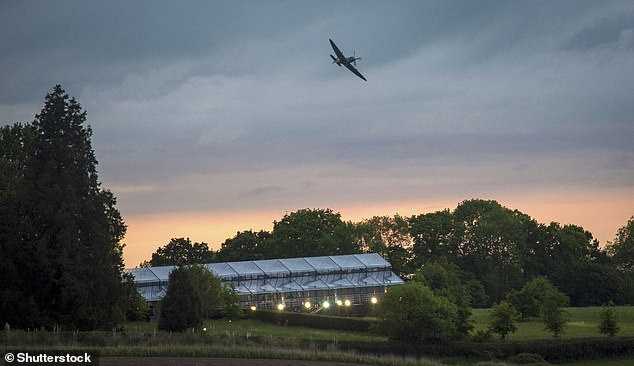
[{"x1": 330, "y1": 54, "x2": 341, "y2": 66}]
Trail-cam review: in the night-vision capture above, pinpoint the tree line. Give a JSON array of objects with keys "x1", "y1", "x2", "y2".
[{"x1": 146, "y1": 205, "x2": 634, "y2": 308}]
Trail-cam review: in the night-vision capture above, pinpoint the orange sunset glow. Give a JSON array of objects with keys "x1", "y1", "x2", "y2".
[{"x1": 122, "y1": 186, "x2": 634, "y2": 267}]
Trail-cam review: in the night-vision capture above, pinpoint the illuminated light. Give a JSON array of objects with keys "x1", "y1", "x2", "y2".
[
  {"x1": 203, "y1": 327, "x2": 207, "y2": 332},
  {"x1": 371, "y1": 297, "x2": 378, "y2": 304},
  {"x1": 277, "y1": 303, "x2": 285, "y2": 311},
  {"x1": 323, "y1": 301, "x2": 330, "y2": 309},
  {"x1": 304, "y1": 301, "x2": 311, "y2": 309},
  {"x1": 336, "y1": 299, "x2": 343, "y2": 306},
  {"x1": 250, "y1": 305, "x2": 257, "y2": 311},
  {"x1": 344, "y1": 299, "x2": 351, "y2": 307}
]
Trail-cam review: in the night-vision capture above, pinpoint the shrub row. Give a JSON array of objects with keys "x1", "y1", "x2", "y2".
[
  {"x1": 336, "y1": 337, "x2": 634, "y2": 363},
  {"x1": 247, "y1": 309, "x2": 375, "y2": 332}
]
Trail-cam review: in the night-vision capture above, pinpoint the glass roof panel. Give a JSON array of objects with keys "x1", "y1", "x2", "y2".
[
  {"x1": 329, "y1": 255, "x2": 365, "y2": 270},
  {"x1": 227, "y1": 261, "x2": 265, "y2": 277},
  {"x1": 304, "y1": 256, "x2": 340, "y2": 272},
  {"x1": 125, "y1": 268, "x2": 160, "y2": 284},
  {"x1": 253, "y1": 259, "x2": 290, "y2": 275},
  {"x1": 354, "y1": 253, "x2": 391, "y2": 269},
  {"x1": 278, "y1": 258, "x2": 315, "y2": 274},
  {"x1": 148, "y1": 266, "x2": 176, "y2": 282},
  {"x1": 205, "y1": 263, "x2": 238, "y2": 279}
]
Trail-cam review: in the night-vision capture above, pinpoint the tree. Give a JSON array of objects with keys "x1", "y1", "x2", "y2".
[
  {"x1": 148, "y1": 237, "x2": 215, "y2": 267},
  {"x1": 598, "y1": 301, "x2": 619, "y2": 337},
  {"x1": 121, "y1": 273, "x2": 148, "y2": 321},
  {"x1": 270, "y1": 208, "x2": 359, "y2": 258},
  {"x1": 453, "y1": 199, "x2": 526, "y2": 304},
  {"x1": 415, "y1": 257, "x2": 473, "y2": 337},
  {"x1": 373, "y1": 281, "x2": 459, "y2": 343},
  {"x1": 409, "y1": 209, "x2": 458, "y2": 268},
  {"x1": 158, "y1": 267, "x2": 203, "y2": 332},
  {"x1": 607, "y1": 216, "x2": 634, "y2": 272},
  {"x1": 353, "y1": 215, "x2": 413, "y2": 277},
  {"x1": 216, "y1": 230, "x2": 271, "y2": 262},
  {"x1": 1, "y1": 86, "x2": 127, "y2": 330},
  {"x1": 158, "y1": 265, "x2": 223, "y2": 332},
  {"x1": 506, "y1": 276, "x2": 568, "y2": 320},
  {"x1": 220, "y1": 283, "x2": 243, "y2": 320},
  {"x1": 541, "y1": 296, "x2": 568, "y2": 338},
  {"x1": 488, "y1": 300, "x2": 518, "y2": 341}
]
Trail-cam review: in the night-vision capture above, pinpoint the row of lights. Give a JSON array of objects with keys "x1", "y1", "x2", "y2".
[{"x1": 249, "y1": 296, "x2": 378, "y2": 311}]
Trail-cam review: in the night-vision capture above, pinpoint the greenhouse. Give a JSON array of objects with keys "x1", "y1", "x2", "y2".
[{"x1": 125, "y1": 253, "x2": 404, "y2": 311}]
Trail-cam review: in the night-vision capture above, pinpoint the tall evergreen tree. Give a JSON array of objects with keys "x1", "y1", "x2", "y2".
[{"x1": 1, "y1": 85, "x2": 127, "y2": 330}]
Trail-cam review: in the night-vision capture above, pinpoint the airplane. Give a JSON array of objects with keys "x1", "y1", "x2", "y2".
[{"x1": 329, "y1": 38, "x2": 367, "y2": 81}]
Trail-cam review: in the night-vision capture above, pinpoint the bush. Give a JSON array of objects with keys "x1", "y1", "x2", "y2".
[
  {"x1": 373, "y1": 281, "x2": 459, "y2": 343},
  {"x1": 489, "y1": 300, "x2": 518, "y2": 340},
  {"x1": 598, "y1": 301, "x2": 619, "y2": 337},
  {"x1": 158, "y1": 265, "x2": 223, "y2": 332},
  {"x1": 471, "y1": 329, "x2": 494, "y2": 342},
  {"x1": 506, "y1": 352, "x2": 548, "y2": 365},
  {"x1": 506, "y1": 277, "x2": 568, "y2": 321}
]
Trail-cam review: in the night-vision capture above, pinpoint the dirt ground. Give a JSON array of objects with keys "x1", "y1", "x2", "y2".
[{"x1": 99, "y1": 357, "x2": 374, "y2": 366}]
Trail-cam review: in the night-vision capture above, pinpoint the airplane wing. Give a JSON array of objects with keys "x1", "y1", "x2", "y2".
[
  {"x1": 343, "y1": 62, "x2": 367, "y2": 81},
  {"x1": 329, "y1": 39, "x2": 346, "y2": 61}
]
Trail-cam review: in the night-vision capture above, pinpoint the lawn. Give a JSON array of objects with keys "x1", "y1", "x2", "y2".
[{"x1": 471, "y1": 306, "x2": 634, "y2": 340}]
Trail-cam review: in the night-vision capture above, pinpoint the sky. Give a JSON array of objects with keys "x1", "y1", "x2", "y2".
[{"x1": 1, "y1": 1, "x2": 633, "y2": 267}]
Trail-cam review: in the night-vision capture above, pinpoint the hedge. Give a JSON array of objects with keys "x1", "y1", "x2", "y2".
[
  {"x1": 247, "y1": 309, "x2": 375, "y2": 332},
  {"x1": 337, "y1": 337, "x2": 634, "y2": 363}
]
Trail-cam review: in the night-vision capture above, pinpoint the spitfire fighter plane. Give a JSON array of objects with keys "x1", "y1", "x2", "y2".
[{"x1": 329, "y1": 38, "x2": 367, "y2": 81}]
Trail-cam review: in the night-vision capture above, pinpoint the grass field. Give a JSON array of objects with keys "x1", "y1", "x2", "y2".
[{"x1": 471, "y1": 306, "x2": 634, "y2": 341}]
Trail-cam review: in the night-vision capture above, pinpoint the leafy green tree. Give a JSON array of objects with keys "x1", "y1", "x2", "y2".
[
  {"x1": 409, "y1": 209, "x2": 458, "y2": 268},
  {"x1": 353, "y1": 215, "x2": 413, "y2": 277},
  {"x1": 186, "y1": 264, "x2": 223, "y2": 318},
  {"x1": 0, "y1": 123, "x2": 38, "y2": 328},
  {"x1": 541, "y1": 296, "x2": 568, "y2": 338},
  {"x1": 121, "y1": 273, "x2": 149, "y2": 321},
  {"x1": 216, "y1": 230, "x2": 271, "y2": 262},
  {"x1": 506, "y1": 276, "x2": 567, "y2": 321},
  {"x1": 158, "y1": 267, "x2": 203, "y2": 332},
  {"x1": 488, "y1": 300, "x2": 518, "y2": 340},
  {"x1": 148, "y1": 237, "x2": 215, "y2": 266},
  {"x1": 415, "y1": 257, "x2": 473, "y2": 337},
  {"x1": 270, "y1": 208, "x2": 359, "y2": 258},
  {"x1": 158, "y1": 265, "x2": 223, "y2": 332},
  {"x1": 453, "y1": 199, "x2": 526, "y2": 304},
  {"x1": 1, "y1": 86, "x2": 127, "y2": 330},
  {"x1": 598, "y1": 301, "x2": 619, "y2": 337},
  {"x1": 220, "y1": 283, "x2": 243, "y2": 320},
  {"x1": 373, "y1": 281, "x2": 459, "y2": 343},
  {"x1": 607, "y1": 216, "x2": 634, "y2": 272}
]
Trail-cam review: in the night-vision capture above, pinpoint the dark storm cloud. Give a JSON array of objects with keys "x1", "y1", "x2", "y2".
[{"x1": 2, "y1": 1, "x2": 633, "y2": 216}]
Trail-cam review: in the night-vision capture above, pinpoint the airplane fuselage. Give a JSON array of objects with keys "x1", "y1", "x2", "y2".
[{"x1": 333, "y1": 56, "x2": 359, "y2": 66}]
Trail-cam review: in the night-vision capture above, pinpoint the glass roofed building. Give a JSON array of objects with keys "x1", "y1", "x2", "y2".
[{"x1": 125, "y1": 253, "x2": 404, "y2": 312}]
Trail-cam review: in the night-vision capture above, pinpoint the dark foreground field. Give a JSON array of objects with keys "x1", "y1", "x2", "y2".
[
  {"x1": 100, "y1": 357, "x2": 374, "y2": 366},
  {"x1": 5, "y1": 307, "x2": 634, "y2": 365}
]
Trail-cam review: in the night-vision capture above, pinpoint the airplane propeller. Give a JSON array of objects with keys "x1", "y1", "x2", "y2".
[{"x1": 353, "y1": 51, "x2": 362, "y2": 67}]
